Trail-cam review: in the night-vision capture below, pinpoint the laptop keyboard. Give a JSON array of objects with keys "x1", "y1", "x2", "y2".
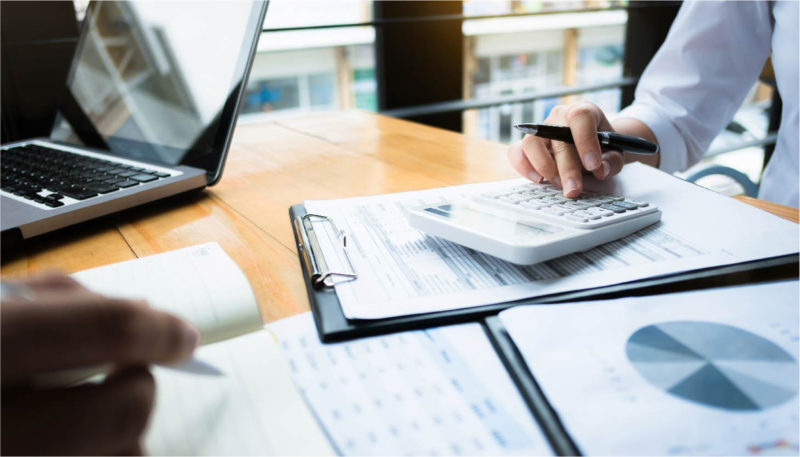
[{"x1": 1, "y1": 144, "x2": 173, "y2": 208}]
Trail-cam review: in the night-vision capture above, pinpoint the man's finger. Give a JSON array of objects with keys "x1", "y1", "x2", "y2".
[
  {"x1": 1, "y1": 296, "x2": 199, "y2": 381},
  {"x1": 600, "y1": 150, "x2": 625, "y2": 180},
  {"x1": 566, "y1": 104, "x2": 604, "y2": 173},
  {"x1": 1, "y1": 367, "x2": 154, "y2": 456},
  {"x1": 507, "y1": 141, "x2": 542, "y2": 183},
  {"x1": 521, "y1": 135, "x2": 557, "y2": 183},
  {"x1": 19, "y1": 272, "x2": 83, "y2": 291},
  {"x1": 550, "y1": 141, "x2": 583, "y2": 198}
]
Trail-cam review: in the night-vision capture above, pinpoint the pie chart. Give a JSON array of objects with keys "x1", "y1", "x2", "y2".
[{"x1": 626, "y1": 321, "x2": 798, "y2": 411}]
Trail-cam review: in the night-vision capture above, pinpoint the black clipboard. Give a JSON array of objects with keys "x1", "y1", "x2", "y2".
[{"x1": 290, "y1": 204, "x2": 798, "y2": 343}]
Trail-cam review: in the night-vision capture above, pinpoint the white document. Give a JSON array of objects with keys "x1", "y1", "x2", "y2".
[
  {"x1": 500, "y1": 280, "x2": 800, "y2": 456},
  {"x1": 270, "y1": 313, "x2": 553, "y2": 456},
  {"x1": 145, "y1": 329, "x2": 336, "y2": 456},
  {"x1": 304, "y1": 163, "x2": 799, "y2": 319},
  {"x1": 72, "y1": 242, "x2": 263, "y2": 344},
  {"x1": 73, "y1": 243, "x2": 334, "y2": 455}
]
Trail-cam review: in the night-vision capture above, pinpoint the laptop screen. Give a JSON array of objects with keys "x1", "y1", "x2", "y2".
[{"x1": 51, "y1": 0, "x2": 267, "y2": 184}]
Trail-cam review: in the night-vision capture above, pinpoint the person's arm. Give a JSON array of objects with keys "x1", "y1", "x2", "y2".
[
  {"x1": 616, "y1": 1, "x2": 772, "y2": 174},
  {"x1": 1, "y1": 273, "x2": 199, "y2": 455},
  {"x1": 508, "y1": 1, "x2": 773, "y2": 197}
]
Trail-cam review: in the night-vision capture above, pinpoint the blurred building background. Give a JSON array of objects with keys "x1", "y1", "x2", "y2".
[
  {"x1": 241, "y1": 0, "x2": 630, "y2": 142},
  {"x1": 238, "y1": 1, "x2": 376, "y2": 119},
  {"x1": 7, "y1": 0, "x2": 780, "y2": 198},
  {"x1": 235, "y1": 0, "x2": 777, "y2": 197}
]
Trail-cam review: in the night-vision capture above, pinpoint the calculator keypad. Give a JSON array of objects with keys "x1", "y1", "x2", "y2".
[{"x1": 476, "y1": 183, "x2": 658, "y2": 229}]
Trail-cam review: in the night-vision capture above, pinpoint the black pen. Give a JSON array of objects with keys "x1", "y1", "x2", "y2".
[{"x1": 514, "y1": 123, "x2": 659, "y2": 155}]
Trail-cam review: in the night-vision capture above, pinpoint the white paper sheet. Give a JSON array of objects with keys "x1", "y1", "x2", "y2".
[
  {"x1": 72, "y1": 242, "x2": 262, "y2": 344},
  {"x1": 304, "y1": 163, "x2": 798, "y2": 319},
  {"x1": 270, "y1": 313, "x2": 553, "y2": 456},
  {"x1": 145, "y1": 329, "x2": 336, "y2": 456},
  {"x1": 500, "y1": 280, "x2": 800, "y2": 456}
]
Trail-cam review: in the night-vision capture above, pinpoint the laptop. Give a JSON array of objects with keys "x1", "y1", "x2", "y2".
[{"x1": 1, "y1": 0, "x2": 268, "y2": 239}]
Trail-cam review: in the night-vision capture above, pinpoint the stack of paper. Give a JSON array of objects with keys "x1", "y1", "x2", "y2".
[{"x1": 305, "y1": 163, "x2": 798, "y2": 319}]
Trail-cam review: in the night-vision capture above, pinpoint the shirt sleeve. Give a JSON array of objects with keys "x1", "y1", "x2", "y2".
[{"x1": 615, "y1": 1, "x2": 773, "y2": 173}]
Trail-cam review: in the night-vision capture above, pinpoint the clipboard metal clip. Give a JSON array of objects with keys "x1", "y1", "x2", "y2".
[{"x1": 299, "y1": 213, "x2": 357, "y2": 289}]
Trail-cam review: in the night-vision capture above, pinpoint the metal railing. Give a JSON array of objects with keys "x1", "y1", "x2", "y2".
[
  {"x1": 260, "y1": 5, "x2": 636, "y2": 122},
  {"x1": 381, "y1": 77, "x2": 637, "y2": 119},
  {"x1": 260, "y1": 5, "x2": 628, "y2": 33}
]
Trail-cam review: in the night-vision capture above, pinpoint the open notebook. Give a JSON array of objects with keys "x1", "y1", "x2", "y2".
[{"x1": 72, "y1": 243, "x2": 334, "y2": 456}]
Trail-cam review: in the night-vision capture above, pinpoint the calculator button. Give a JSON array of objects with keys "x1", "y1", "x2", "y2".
[
  {"x1": 587, "y1": 207, "x2": 614, "y2": 217},
  {"x1": 614, "y1": 200, "x2": 640, "y2": 210},
  {"x1": 571, "y1": 210, "x2": 601, "y2": 220},
  {"x1": 582, "y1": 196, "x2": 610, "y2": 205},
  {"x1": 520, "y1": 201, "x2": 545, "y2": 209},
  {"x1": 542, "y1": 206, "x2": 567, "y2": 216},
  {"x1": 625, "y1": 199, "x2": 649, "y2": 207},
  {"x1": 600, "y1": 203, "x2": 627, "y2": 213},
  {"x1": 561, "y1": 202, "x2": 584, "y2": 211},
  {"x1": 564, "y1": 214, "x2": 587, "y2": 223}
]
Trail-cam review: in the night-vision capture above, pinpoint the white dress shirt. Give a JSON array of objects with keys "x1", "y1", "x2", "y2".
[{"x1": 617, "y1": 0, "x2": 798, "y2": 208}]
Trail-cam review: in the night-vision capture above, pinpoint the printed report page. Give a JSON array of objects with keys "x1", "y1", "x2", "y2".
[{"x1": 304, "y1": 163, "x2": 798, "y2": 319}]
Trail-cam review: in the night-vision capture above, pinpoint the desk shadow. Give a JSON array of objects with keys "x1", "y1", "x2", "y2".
[{"x1": 1, "y1": 189, "x2": 210, "y2": 264}]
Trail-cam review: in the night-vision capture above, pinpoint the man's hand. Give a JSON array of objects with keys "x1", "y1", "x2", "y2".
[
  {"x1": 507, "y1": 101, "x2": 657, "y2": 198},
  {"x1": 1, "y1": 273, "x2": 199, "y2": 455}
]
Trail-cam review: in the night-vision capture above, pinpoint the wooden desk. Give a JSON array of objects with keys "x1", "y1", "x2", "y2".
[{"x1": 2, "y1": 111, "x2": 798, "y2": 322}]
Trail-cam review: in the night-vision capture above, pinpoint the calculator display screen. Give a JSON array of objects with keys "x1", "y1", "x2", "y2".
[{"x1": 423, "y1": 203, "x2": 565, "y2": 243}]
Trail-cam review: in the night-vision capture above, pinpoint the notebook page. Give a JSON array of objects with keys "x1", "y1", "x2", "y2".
[
  {"x1": 145, "y1": 329, "x2": 336, "y2": 456},
  {"x1": 72, "y1": 242, "x2": 261, "y2": 344}
]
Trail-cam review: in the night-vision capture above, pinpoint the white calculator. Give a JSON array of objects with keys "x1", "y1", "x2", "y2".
[{"x1": 408, "y1": 182, "x2": 661, "y2": 265}]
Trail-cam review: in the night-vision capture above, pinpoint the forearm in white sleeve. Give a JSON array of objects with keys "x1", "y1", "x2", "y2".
[{"x1": 616, "y1": 1, "x2": 773, "y2": 173}]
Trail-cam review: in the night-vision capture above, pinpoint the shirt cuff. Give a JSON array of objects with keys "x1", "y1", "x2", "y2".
[{"x1": 615, "y1": 103, "x2": 689, "y2": 174}]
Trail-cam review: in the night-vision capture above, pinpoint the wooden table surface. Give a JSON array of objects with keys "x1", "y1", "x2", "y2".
[{"x1": 2, "y1": 111, "x2": 797, "y2": 322}]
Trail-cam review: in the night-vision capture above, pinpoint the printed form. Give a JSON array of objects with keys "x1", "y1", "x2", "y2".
[
  {"x1": 270, "y1": 313, "x2": 553, "y2": 456},
  {"x1": 305, "y1": 163, "x2": 798, "y2": 319},
  {"x1": 499, "y1": 281, "x2": 799, "y2": 455}
]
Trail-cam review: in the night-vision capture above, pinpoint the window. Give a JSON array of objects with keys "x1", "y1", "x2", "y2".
[
  {"x1": 309, "y1": 73, "x2": 335, "y2": 107},
  {"x1": 242, "y1": 77, "x2": 300, "y2": 113},
  {"x1": 462, "y1": 4, "x2": 627, "y2": 140},
  {"x1": 238, "y1": 0, "x2": 377, "y2": 121}
]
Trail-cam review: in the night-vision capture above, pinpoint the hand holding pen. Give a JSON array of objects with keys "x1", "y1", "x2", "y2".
[
  {"x1": 507, "y1": 101, "x2": 660, "y2": 198},
  {"x1": 1, "y1": 273, "x2": 201, "y2": 455}
]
